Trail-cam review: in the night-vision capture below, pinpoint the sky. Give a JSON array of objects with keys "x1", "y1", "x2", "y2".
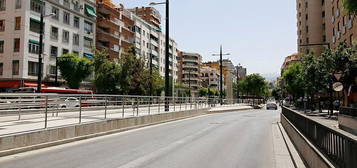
[{"x1": 113, "y1": 0, "x2": 297, "y2": 80}]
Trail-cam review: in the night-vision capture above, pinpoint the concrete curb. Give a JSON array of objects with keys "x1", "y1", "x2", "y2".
[
  {"x1": 209, "y1": 107, "x2": 253, "y2": 113},
  {"x1": 0, "y1": 106, "x2": 252, "y2": 157}
]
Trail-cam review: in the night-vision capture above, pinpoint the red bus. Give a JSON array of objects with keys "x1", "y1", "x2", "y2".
[{"x1": 15, "y1": 87, "x2": 93, "y2": 94}]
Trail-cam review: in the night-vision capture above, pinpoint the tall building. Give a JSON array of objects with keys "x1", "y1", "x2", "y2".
[
  {"x1": 129, "y1": 7, "x2": 161, "y2": 29},
  {"x1": 96, "y1": 0, "x2": 121, "y2": 61},
  {"x1": 177, "y1": 51, "x2": 201, "y2": 97},
  {"x1": 297, "y1": 0, "x2": 356, "y2": 55},
  {"x1": 0, "y1": 0, "x2": 97, "y2": 92},
  {"x1": 236, "y1": 64, "x2": 247, "y2": 79}
]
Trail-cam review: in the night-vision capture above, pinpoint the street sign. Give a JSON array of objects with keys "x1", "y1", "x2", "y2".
[{"x1": 333, "y1": 82, "x2": 343, "y2": 92}]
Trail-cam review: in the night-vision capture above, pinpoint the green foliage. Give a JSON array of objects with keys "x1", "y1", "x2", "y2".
[
  {"x1": 237, "y1": 74, "x2": 269, "y2": 98},
  {"x1": 343, "y1": 0, "x2": 357, "y2": 15},
  {"x1": 57, "y1": 53, "x2": 93, "y2": 89},
  {"x1": 93, "y1": 50, "x2": 121, "y2": 94},
  {"x1": 282, "y1": 63, "x2": 305, "y2": 99},
  {"x1": 199, "y1": 88, "x2": 208, "y2": 97}
]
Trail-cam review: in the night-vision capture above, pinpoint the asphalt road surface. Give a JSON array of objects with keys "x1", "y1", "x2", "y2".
[{"x1": 0, "y1": 109, "x2": 280, "y2": 168}]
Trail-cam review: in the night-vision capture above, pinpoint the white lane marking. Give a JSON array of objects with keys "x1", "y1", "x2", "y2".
[{"x1": 116, "y1": 126, "x2": 216, "y2": 168}]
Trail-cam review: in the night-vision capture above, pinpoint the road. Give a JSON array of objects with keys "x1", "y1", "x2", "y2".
[{"x1": 0, "y1": 109, "x2": 280, "y2": 168}]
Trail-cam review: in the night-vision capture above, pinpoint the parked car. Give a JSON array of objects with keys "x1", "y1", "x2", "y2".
[
  {"x1": 59, "y1": 97, "x2": 80, "y2": 108},
  {"x1": 266, "y1": 102, "x2": 278, "y2": 110}
]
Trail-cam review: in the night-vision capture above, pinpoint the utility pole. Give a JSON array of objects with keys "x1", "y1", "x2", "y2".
[
  {"x1": 212, "y1": 45, "x2": 230, "y2": 105},
  {"x1": 164, "y1": 0, "x2": 170, "y2": 111},
  {"x1": 37, "y1": 9, "x2": 44, "y2": 93}
]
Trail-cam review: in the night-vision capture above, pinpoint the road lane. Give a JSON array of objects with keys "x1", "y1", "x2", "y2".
[{"x1": 0, "y1": 109, "x2": 280, "y2": 168}]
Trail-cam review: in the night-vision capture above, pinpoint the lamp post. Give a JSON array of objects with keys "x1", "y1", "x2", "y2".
[
  {"x1": 212, "y1": 45, "x2": 230, "y2": 105},
  {"x1": 37, "y1": 3, "x2": 55, "y2": 92},
  {"x1": 150, "y1": 0, "x2": 170, "y2": 111}
]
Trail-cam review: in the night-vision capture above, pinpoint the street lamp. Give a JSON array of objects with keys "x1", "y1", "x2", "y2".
[
  {"x1": 212, "y1": 45, "x2": 230, "y2": 105},
  {"x1": 149, "y1": 1, "x2": 170, "y2": 111},
  {"x1": 37, "y1": 5, "x2": 55, "y2": 92}
]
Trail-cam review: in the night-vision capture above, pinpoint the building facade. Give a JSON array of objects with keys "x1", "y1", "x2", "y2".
[
  {"x1": 0, "y1": 0, "x2": 96, "y2": 92},
  {"x1": 96, "y1": 0, "x2": 121, "y2": 61},
  {"x1": 281, "y1": 53, "x2": 300, "y2": 74},
  {"x1": 200, "y1": 65, "x2": 220, "y2": 91},
  {"x1": 177, "y1": 51, "x2": 201, "y2": 97},
  {"x1": 236, "y1": 64, "x2": 247, "y2": 79}
]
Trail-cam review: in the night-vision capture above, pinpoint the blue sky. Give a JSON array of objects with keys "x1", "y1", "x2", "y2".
[{"x1": 113, "y1": 0, "x2": 297, "y2": 79}]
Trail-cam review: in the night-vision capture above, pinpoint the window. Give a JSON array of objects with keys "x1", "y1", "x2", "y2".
[
  {"x1": 350, "y1": 34, "x2": 354, "y2": 45},
  {"x1": 73, "y1": 33, "x2": 79, "y2": 45},
  {"x1": 0, "y1": 40, "x2": 4, "y2": 53},
  {"x1": 0, "y1": 0, "x2": 5, "y2": 11},
  {"x1": 28, "y1": 61, "x2": 38, "y2": 76},
  {"x1": 12, "y1": 60, "x2": 19, "y2": 75},
  {"x1": 0, "y1": 63, "x2": 3, "y2": 76},
  {"x1": 62, "y1": 30, "x2": 69, "y2": 43},
  {"x1": 15, "y1": 17, "x2": 21, "y2": 30},
  {"x1": 51, "y1": 26, "x2": 58, "y2": 40},
  {"x1": 63, "y1": 12, "x2": 70, "y2": 25},
  {"x1": 0, "y1": 20, "x2": 4, "y2": 32},
  {"x1": 30, "y1": 18, "x2": 41, "y2": 33},
  {"x1": 63, "y1": 0, "x2": 70, "y2": 8},
  {"x1": 14, "y1": 38, "x2": 20, "y2": 52},
  {"x1": 84, "y1": 37, "x2": 93, "y2": 48},
  {"x1": 305, "y1": 14, "x2": 308, "y2": 20},
  {"x1": 74, "y1": 16, "x2": 80, "y2": 28},
  {"x1": 49, "y1": 65, "x2": 56, "y2": 75},
  {"x1": 323, "y1": 35, "x2": 326, "y2": 42},
  {"x1": 52, "y1": 7, "x2": 59, "y2": 20},
  {"x1": 28, "y1": 40, "x2": 40, "y2": 54},
  {"x1": 30, "y1": 0, "x2": 42, "y2": 13},
  {"x1": 322, "y1": 0, "x2": 325, "y2": 6},
  {"x1": 62, "y1": 48, "x2": 69, "y2": 55},
  {"x1": 84, "y1": 21, "x2": 93, "y2": 33},
  {"x1": 322, "y1": 11, "x2": 325, "y2": 18},
  {"x1": 16, "y1": 0, "x2": 21, "y2": 9},
  {"x1": 50, "y1": 46, "x2": 57, "y2": 58}
]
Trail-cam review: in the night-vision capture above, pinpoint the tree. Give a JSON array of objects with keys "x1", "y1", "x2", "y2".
[
  {"x1": 282, "y1": 63, "x2": 305, "y2": 100},
  {"x1": 199, "y1": 88, "x2": 208, "y2": 97},
  {"x1": 57, "y1": 53, "x2": 93, "y2": 89},
  {"x1": 93, "y1": 49, "x2": 121, "y2": 94},
  {"x1": 238, "y1": 74, "x2": 269, "y2": 98},
  {"x1": 343, "y1": 0, "x2": 357, "y2": 15}
]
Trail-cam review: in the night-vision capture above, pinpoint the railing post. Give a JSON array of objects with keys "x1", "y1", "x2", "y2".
[
  {"x1": 180, "y1": 97, "x2": 182, "y2": 111},
  {"x1": 173, "y1": 97, "x2": 176, "y2": 112},
  {"x1": 158, "y1": 97, "x2": 160, "y2": 114},
  {"x1": 79, "y1": 96, "x2": 82, "y2": 124},
  {"x1": 104, "y1": 96, "x2": 107, "y2": 119},
  {"x1": 122, "y1": 97, "x2": 125, "y2": 118},
  {"x1": 44, "y1": 95, "x2": 48, "y2": 128},
  {"x1": 18, "y1": 96, "x2": 22, "y2": 120},
  {"x1": 136, "y1": 98, "x2": 139, "y2": 116},
  {"x1": 148, "y1": 97, "x2": 151, "y2": 115}
]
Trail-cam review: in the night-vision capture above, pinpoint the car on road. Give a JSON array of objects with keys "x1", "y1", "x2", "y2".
[
  {"x1": 59, "y1": 97, "x2": 80, "y2": 108},
  {"x1": 266, "y1": 102, "x2": 278, "y2": 110}
]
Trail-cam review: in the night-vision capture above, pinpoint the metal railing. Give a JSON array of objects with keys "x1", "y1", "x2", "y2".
[
  {"x1": 282, "y1": 106, "x2": 357, "y2": 168},
  {"x1": 340, "y1": 107, "x2": 357, "y2": 118},
  {"x1": 0, "y1": 93, "x2": 249, "y2": 136}
]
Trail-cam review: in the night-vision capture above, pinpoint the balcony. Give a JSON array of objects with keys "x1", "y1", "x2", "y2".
[
  {"x1": 97, "y1": 17, "x2": 121, "y2": 28},
  {"x1": 97, "y1": 29, "x2": 120, "y2": 41}
]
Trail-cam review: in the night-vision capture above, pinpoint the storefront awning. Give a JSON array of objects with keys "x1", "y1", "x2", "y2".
[
  {"x1": 29, "y1": 39, "x2": 40, "y2": 45},
  {"x1": 85, "y1": 4, "x2": 97, "y2": 18},
  {"x1": 30, "y1": 17, "x2": 41, "y2": 24}
]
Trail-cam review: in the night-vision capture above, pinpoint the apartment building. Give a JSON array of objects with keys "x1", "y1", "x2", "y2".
[
  {"x1": 329, "y1": 0, "x2": 357, "y2": 48},
  {"x1": 281, "y1": 53, "x2": 300, "y2": 74},
  {"x1": 96, "y1": 0, "x2": 121, "y2": 61},
  {"x1": 0, "y1": 0, "x2": 96, "y2": 92},
  {"x1": 129, "y1": 7, "x2": 161, "y2": 29},
  {"x1": 177, "y1": 51, "x2": 201, "y2": 97},
  {"x1": 200, "y1": 65, "x2": 220, "y2": 91},
  {"x1": 236, "y1": 64, "x2": 247, "y2": 79},
  {"x1": 297, "y1": 0, "x2": 356, "y2": 55}
]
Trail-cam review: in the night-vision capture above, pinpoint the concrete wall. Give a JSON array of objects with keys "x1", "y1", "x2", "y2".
[
  {"x1": 339, "y1": 114, "x2": 357, "y2": 135},
  {"x1": 0, "y1": 109, "x2": 208, "y2": 154},
  {"x1": 281, "y1": 113, "x2": 334, "y2": 168}
]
